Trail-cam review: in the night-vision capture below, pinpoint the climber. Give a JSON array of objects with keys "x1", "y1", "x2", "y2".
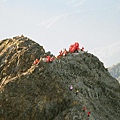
[
  {"x1": 75, "y1": 42, "x2": 79, "y2": 49},
  {"x1": 87, "y1": 111, "x2": 91, "y2": 117},
  {"x1": 57, "y1": 50, "x2": 63, "y2": 58},
  {"x1": 50, "y1": 56, "x2": 55, "y2": 62},
  {"x1": 63, "y1": 49, "x2": 68, "y2": 56},
  {"x1": 69, "y1": 42, "x2": 80, "y2": 53},
  {"x1": 83, "y1": 107, "x2": 86, "y2": 112},
  {"x1": 59, "y1": 50, "x2": 63, "y2": 56},
  {"x1": 81, "y1": 47, "x2": 84, "y2": 51},
  {"x1": 69, "y1": 44, "x2": 75, "y2": 53},
  {"x1": 41, "y1": 57, "x2": 47, "y2": 62},
  {"x1": 70, "y1": 85, "x2": 73, "y2": 91},
  {"x1": 75, "y1": 89, "x2": 79, "y2": 95},
  {"x1": 33, "y1": 59, "x2": 40, "y2": 65},
  {"x1": 46, "y1": 56, "x2": 51, "y2": 62},
  {"x1": 40, "y1": 56, "x2": 55, "y2": 63}
]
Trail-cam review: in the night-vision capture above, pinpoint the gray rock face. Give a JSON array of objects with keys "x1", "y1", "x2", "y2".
[{"x1": 0, "y1": 36, "x2": 120, "y2": 120}]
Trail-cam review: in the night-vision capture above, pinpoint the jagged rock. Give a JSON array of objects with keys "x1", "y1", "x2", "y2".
[{"x1": 0, "y1": 36, "x2": 120, "y2": 120}]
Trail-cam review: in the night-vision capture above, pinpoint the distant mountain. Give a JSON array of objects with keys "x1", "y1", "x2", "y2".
[
  {"x1": 108, "y1": 62, "x2": 120, "y2": 83},
  {"x1": 90, "y1": 41, "x2": 120, "y2": 67}
]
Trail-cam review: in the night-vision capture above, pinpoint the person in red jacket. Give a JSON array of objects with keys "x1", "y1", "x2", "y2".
[
  {"x1": 69, "y1": 42, "x2": 80, "y2": 53},
  {"x1": 81, "y1": 47, "x2": 84, "y2": 51},
  {"x1": 46, "y1": 56, "x2": 51, "y2": 62},
  {"x1": 57, "y1": 50, "x2": 63, "y2": 58},
  {"x1": 59, "y1": 50, "x2": 63, "y2": 56},
  {"x1": 45, "y1": 56, "x2": 55, "y2": 62},
  {"x1": 83, "y1": 107, "x2": 86, "y2": 112},
  {"x1": 50, "y1": 57, "x2": 54, "y2": 62},
  {"x1": 63, "y1": 49, "x2": 68, "y2": 56},
  {"x1": 87, "y1": 111, "x2": 91, "y2": 117},
  {"x1": 33, "y1": 59, "x2": 40, "y2": 65},
  {"x1": 74, "y1": 42, "x2": 79, "y2": 49},
  {"x1": 69, "y1": 44, "x2": 75, "y2": 53}
]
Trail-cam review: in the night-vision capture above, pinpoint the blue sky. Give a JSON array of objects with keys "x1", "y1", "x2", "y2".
[{"x1": 0, "y1": 0, "x2": 120, "y2": 66}]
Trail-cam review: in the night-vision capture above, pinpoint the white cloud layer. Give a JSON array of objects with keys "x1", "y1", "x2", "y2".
[
  {"x1": 37, "y1": 11, "x2": 81, "y2": 29},
  {"x1": 90, "y1": 41, "x2": 120, "y2": 67},
  {"x1": 66, "y1": 0, "x2": 86, "y2": 7},
  {"x1": 0, "y1": 0, "x2": 7, "y2": 2},
  {"x1": 38, "y1": 15, "x2": 66, "y2": 29}
]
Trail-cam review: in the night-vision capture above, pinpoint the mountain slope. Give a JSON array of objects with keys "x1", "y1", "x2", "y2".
[{"x1": 0, "y1": 36, "x2": 120, "y2": 120}]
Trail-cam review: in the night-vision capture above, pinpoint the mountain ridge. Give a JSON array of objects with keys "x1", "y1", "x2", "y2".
[{"x1": 0, "y1": 35, "x2": 120, "y2": 120}]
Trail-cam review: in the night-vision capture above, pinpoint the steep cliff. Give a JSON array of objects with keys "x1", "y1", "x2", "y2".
[{"x1": 0, "y1": 36, "x2": 120, "y2": 120}]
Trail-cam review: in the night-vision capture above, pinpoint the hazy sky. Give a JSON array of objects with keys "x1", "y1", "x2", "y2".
[{"x1": 0, "y1": 0, "x2": 120, "y2": 66}]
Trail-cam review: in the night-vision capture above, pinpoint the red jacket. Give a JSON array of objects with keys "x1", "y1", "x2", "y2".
[
  {"x1": 59, "y1": 50, "x2": 63, "y2": 56},
  {"x1": 69, "y1": 42, "x2": 80, "y2": 53},
  {"x1": 83, "y1": 107, "x2": 86, "y2": 111},
  {"x1": 46, "y1": 56, "x2": 51, "y2": 62},
  {"x1": 50, "y1": 57, "x2": 54, "y2": 61},
  {"x1": 81, "y1": 47, "x2": 84, "y2": 51},
  {"x1": 34, "y1": 59, "x2": 39, "y2": 65},
  {"x1": 87, "y1": 112, "x2": 91, "y2": 117}
]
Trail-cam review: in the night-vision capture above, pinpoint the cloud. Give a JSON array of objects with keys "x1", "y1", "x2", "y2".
[
  {"x1": 38, "y1": 15, "x2": 64, "y2": 29},
  {"x1": 74, "y1": 0, "x2": 86, "y2": 7},
  {"x1": 90, "y1": 41, "x2": 120, "y2": 60},
  {"x1": 98, "y1": 4, "x2": 120, "y2": 11},
  {"x1": 46, "y1": 16, "x2": 62, "y2": 29},
  {"x1": 37, "y1": 11, "x2": 81, "y2": 29},
  {"x1": 38, "y1": 8, "x2": 83, "y2": 29},
  {"x1": 90, "y1": 41, "x2": 120, "y2": 67},
  {"x1": 66, "y1": 0, "x2": 74, "y2": 5},
  {"x1": 117, "y1": 5, "x2": 120, "y2": 10},
  {"x1": 66, "y1": 0, "x2": 86, "y2": 7},
  {"x1": 0, "y1": 0, "x2": 7, "y2": 2}
]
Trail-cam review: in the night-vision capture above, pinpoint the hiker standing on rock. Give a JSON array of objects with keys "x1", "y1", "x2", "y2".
[
  {"x1": 87, "y1": 111, "x2": 91, "y2": 117},
  {"x1": 63, "y1": 48, "x2": 68, "y2": 56},
  {"x1": 83, "y1": 107, "x2": 86, "y2": 112},
  {"x1": 70, "y1": 85, "x2": 73, "y2": 91},
  {"x1": 75, "y1": 89, "x2": 79, "y2": 95},
  {"x1": 33, "y1": 59, "x2": 40, "y2": 65}
]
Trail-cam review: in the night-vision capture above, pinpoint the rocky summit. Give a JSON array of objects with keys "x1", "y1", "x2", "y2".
[{"x1": 0, "y1": 35, "x2": 120, "y2": 120}]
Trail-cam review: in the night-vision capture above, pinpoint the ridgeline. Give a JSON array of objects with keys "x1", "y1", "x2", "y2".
[{"x1": 0, "y1": 35, "x2": 120, "y2": 120}]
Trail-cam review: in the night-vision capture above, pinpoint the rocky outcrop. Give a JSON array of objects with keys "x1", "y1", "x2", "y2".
[
  {"x1": 0, "y1": 35, "x2": 45, "y2": 90},
  {"x1": 0, "y1": 36, "x2": 120, "y2": 120}
]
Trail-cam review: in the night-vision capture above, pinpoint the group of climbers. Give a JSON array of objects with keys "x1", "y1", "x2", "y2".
[
  {"x1": 56, "y1": 48, "x2": 69, "y2": 58},
  {"x1": 69, "y1": 85, "x2": 91, "y2": 118},
  {"x1": 45, "y1": 56, "x2": 54, "y2": 62},
  {"x1": 33, "y1": 42, "x2": 91, "y2": 119},
  {"x1": 69, "y1": 85, "x2": 79, "y2": 95},
  {"x1": 33, "y1": 56, "x2": 55, "y2": 65},
  {"x1": 33, "y1": 42, "x2": 85, "y2": 65},
  {"x1": 83, "y1": 107, "x2": 91, "y2": 117},
  {"x1": 69, "y1": 42, "x2": 85, "y2": 53},
  {"x1": 57, "y1": 42, "x2": 84, "y2": 58},
  {"x1": 69, "y1": 42, "x2": 80, "y2": 53}
]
